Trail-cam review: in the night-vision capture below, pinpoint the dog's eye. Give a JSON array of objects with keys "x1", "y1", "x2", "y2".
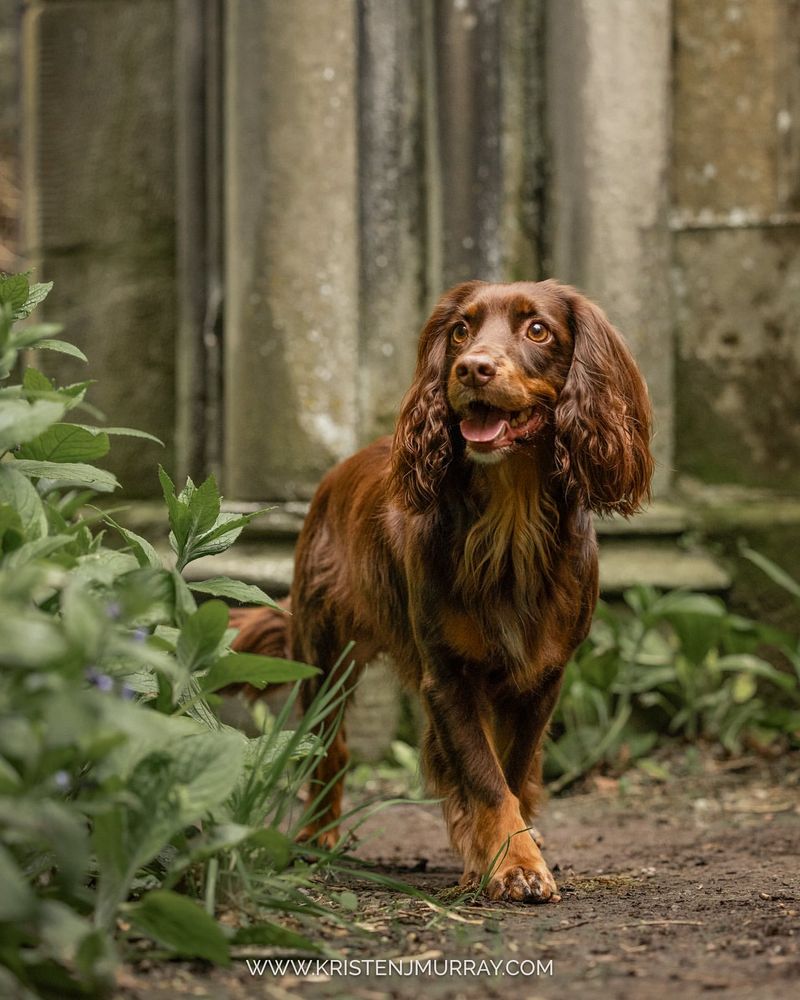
[
  {"x1": 451, "y1": 323, "x2": 469, "y2": 346},
  {"x1": 527, "y1": 322, "x2": 550, "y2": 343}
]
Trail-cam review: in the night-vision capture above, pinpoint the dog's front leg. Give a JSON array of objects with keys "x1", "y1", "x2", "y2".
[{"x1": 419, "y1": 668, "x2": 559, "y2": 903}]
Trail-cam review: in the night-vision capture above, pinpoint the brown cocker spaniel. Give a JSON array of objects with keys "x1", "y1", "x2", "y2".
[{"x1": 232, "y1": 280, "x2": 654, "y2": 902}]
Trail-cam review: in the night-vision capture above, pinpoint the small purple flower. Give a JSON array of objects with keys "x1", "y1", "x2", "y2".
[
  {"x1": 106, "y1": 601, "x2": 122, "y2": 621},
  {"x1": 85, "y1": 667, "x2": 113, "y2": 692},
  {"x1": 120, "y1": 683, "x2": 136, "y2": 701},
  {"x1": 54, "y1": 770, "x2": 71, "y2": 791},
  {"x1": 131, "y1": 627, "x2": 149, "y2": 643}
]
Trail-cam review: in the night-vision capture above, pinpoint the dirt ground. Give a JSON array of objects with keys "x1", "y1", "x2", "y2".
[{"x1": 118, "y1": 755, "x2": 799, "y2": 1000}]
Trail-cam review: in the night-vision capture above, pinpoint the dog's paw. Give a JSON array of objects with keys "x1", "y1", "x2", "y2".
[
  {"x1": 297, "y1": 824, "x2": 341, "y2": 851},
  {"x1": 486, "y1": 862, "x2": 560, "y2": 904}
]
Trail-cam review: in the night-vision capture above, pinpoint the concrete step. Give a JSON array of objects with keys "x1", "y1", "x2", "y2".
[
  {"x1": 131, "y1": 493, "x2": 781, "y2": 599},
  {"x1": 168, "y1": 536, "x2": 731, "y2": 599},
  {"x1": 176, "y1": 542, "x2": 296, "y2": 595},
  {"x1": 126, "y1": 497, "x2": 692, "y2": 542},
  {"x1": 598, "y1": 540, "x2": 730, "y2": 594}
]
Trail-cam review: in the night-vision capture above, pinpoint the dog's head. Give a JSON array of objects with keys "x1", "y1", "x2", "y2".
[{"x1": 390, "y1": 280, "x2": 654, "y2": 516}]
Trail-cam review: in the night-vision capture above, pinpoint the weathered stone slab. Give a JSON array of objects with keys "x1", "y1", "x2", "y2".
[
  {"x1": 224, "y1": 0, "x2": 360, "y2": 500},
  {"x1": 674, "y1": 225, "x2": 800, "y2": 490},
  {"x1": 545, "y1": 0, "x2": 673, "y2": 494},
  {"x1": 673, "y1": 0, "x2": 784, "y2": 217},
  {"x1": 357, "y1": 0, "x2": 426, "y2": 441},
  {"x1": 430, "y1": 0, "x2": 505, "y2": 287},
  {"x1": 22, "y1": 0, "x2": 176, "y2": 495}
]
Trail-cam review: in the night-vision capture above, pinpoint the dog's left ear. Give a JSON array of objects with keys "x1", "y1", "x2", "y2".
[
  {"x1": 554, "y1": 292, "x2": 654, "y2": 516},
  {"x1": 390, "y1": 281, "x2": 483, "y2": 513}
]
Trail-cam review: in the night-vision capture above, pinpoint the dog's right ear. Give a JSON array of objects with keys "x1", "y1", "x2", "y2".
[
  {"x1": 390, "y1": 282, "x2": 483, "y2": 513},
  {"x1": 554, "y1": 290, "x2": 654, "y2": 516}
]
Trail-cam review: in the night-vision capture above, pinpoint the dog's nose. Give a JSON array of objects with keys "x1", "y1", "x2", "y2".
[{"x1": 455, "y1": 354, "x2": 497, "y2": 388}]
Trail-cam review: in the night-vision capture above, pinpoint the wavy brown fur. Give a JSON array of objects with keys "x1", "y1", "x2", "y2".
[{"x1": 232, "y1": 280, "x2": 654, "y2": 901}]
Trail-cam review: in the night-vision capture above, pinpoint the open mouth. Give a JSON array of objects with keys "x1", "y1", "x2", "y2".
[{"x1": 458, "y1": 402, "x2": 544, "y2": 452}]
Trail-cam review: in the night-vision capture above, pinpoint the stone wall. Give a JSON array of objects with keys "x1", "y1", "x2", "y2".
[
  {"x1": 15, "y1": 0, "x2": 800, "y2": 501},
  {"x1": 21, "y1": 0, "x2": 176, "y2": 496},
  {"x1": 671, "y1": 0, "x2": 800, "y2": 492},
  {"x1": 545, "y1": 0, "x2": 673, "y2": 493}
]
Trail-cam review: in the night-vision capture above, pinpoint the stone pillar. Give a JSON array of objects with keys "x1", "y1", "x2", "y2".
[
  {"x1": 428, "y1": 0, "x2": 505, "y2": 288},
  {"x1": 499, "y1": 0, "x2": 547, "y2": 284},
  {"x1": 671, "y1": 0, "x2": 800, "y2": 491},
  {"x1": 545, "y1": 0, "x2": 673, "y2": 494},
  {"x1": 224, "y1": 0, "x2": 360, "y2": 500},
  {"x1": 356, "y1": 0, "x2": 426, "y2": 442},
  {"x1": 21, "y1": 0, "x2": 177, "y2": 496}
]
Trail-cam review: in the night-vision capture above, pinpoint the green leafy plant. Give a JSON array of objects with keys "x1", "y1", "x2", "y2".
[
  {"x1": 0, "y1": 274, "x2": 361, "y2": 997},
  {"x1": 547, "y1": 585, "x2": 800, "y2": 790}
]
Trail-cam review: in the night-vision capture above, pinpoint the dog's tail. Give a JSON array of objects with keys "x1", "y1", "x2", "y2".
[{"x1": 229, "y1": 597, "x2": 292, "y2": 658}]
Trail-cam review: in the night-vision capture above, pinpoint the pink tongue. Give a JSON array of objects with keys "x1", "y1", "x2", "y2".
[{"x1": 460, "y1": 408, "x2": 508, "y2": 443}]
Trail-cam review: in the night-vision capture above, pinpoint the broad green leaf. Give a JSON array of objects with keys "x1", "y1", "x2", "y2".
[
  {"x1": 0, "y1": 273, "x2": 29, "y2": 313},
  {"x1": 18, "y1": 423, "x2": 110, "y2": 462},
  {"x1": 22, "y1": 366, "x2": 55, "y2": 392},
  {"x1": 74, "y1": 424, "x2": 163, "y2": 445},
  {"x1": 17, "y1": 279, "x2": 53, "y2": 318},
  {"x1": 33, "y1": 338, "x2": 88, "y2": 362},
  {"x1": 0, "y1": 399, "x2": 65, "y2": 449},
  {"x1": 0, "y1": 502, "x2": 23, "y2": 549},
  {"x1": 58, "y1": 379, "x2": 94, "y2": 411},
  {"x1": 12, "y1": 459, "x2": 119, "y2": 492},
  {"x1": 127, "y1": 890, "x2": 230, "y2": 965},
  {"x1": 60, "y1": 583, "x2": 108, "y2": 660},
  {"x1": 94, "y1": 730, "x2": 244, "y2": 927},
  {"x1": 71, "y1": 549, "x2": 140, "y2": 586},
  {"x1": 113, "y1": 567, "x2": 175, "y2": 625},
  {"x1": 243, "y1": 731, "x2": 320, "y2": 768},
  {"x1": 652, "y1": 590, "x2": 726, "y2": 618},
  {"x1": 177, "y1": 600, "x2": 230, "y2": 671},
  {"x1": 0, "y1": 843, "x2": 36, "y2": 921},
  {"x1": 183, "y1": 511, "x2": 266, "y2": 565},
  {"x1": 185, "y1": 519, "x2": 246, "y2": 561},
  {"x1": 0, "y1": 798, "x2": 89, "y2": 890},
  {"x1": 37, "y1": 899, "x2": 115, "y2": 993},
  {"x1": 172, "y1": 475, "x2": 222, "y2": 565},
  {"x1": 197, "y1": 511, "x2": 266, "y2": 547},
  {"x1": 90, "y1": 697, "x2": 200, "y2": 783},
  {"x1": 12, "y1": 322, "x2": 64, "y2": 348},
  {"x1": 101, "y1": 511, "x2": 161, "y2": 568},
  {"x1": 185, "y1": 475, "x2": 221, "y2": 536},
  {"x1": 3, "y1": 533, "x2": 73, "y2": 569},
  {"x1": 716, "y1": 654, "x2": 795, "y2": 690},
  {"x1": 189, "y1": 576, "x2": 282, "y2": 609},
  {"x1": 202, "y1": 653, "x2": 318, "y2": 693},
  {"x1": 0, "y1": 465, "x2": 48, "y2": 539},
  {"x1": 159, "y1": 465, "x2": 191, "y2": 549},
  {"x1": 172, "y1": 568, "x2": 198, "y2": 625}
]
